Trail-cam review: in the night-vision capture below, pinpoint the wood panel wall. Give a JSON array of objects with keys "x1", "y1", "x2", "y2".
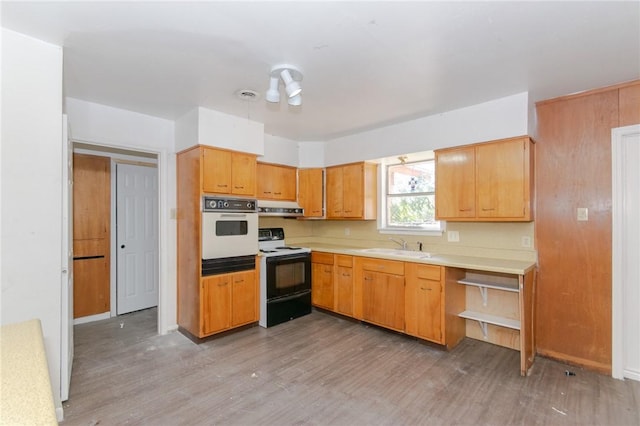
[
  {"x1": 535, "y1": 80, "x2": 640, "y2": 372},
  {"x1": 73, "y1": 153, "x2": 111, "y2": 318}
]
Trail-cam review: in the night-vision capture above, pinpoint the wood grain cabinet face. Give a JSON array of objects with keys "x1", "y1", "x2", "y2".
[
  {"x1": 202, "y1": 275, "x2": 232, "y2": 335},
  {"x1": 326, "y1": 162, "x2": 377, "y2": 220},
  {"x1": 405, "y1": 263, "x2": 444, "y2": 344},
  {"x1": 357, "y1": 258, "x2": 405, "y2": 332},
  {"x1": 202, "y1": 147, "x2": 256, "y2": 196},
  {"x1": 298, "y1": 168, "x2": 324, "y2": 218},
  {"x1": 312, "y1": 252, "x2": 334, "y2": 310},
  {"x1": 202, "y1": 269, "x2": 257, "y2": 336},
  {"x1": 257, "y1": 163, "x2": 297, "y2": 201},
  {"x1": 435, "y1": 136, "x2": 534, "y2": 222},
  {"x1": 334, "y1": 255, "x2": 354, "y2": 316}
]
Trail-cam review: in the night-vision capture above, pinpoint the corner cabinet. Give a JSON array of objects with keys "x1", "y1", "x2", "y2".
[
  {"x1": 202, "y1": 146, "x2": 256, "y2": 196},
  {"x1": 298, "y1": 168, "x2": 324, "y2": 218},
  {"x1": 326, "y1": 162, "x2": 377, "y2": 220},
  {"x1": 435, "y1": 136, "x2": 534, "y2": 221}
]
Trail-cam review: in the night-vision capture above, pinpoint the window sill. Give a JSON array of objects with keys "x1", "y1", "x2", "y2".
[{"x1": 378, "y1": 227, "x2": 444, "y2": 237}]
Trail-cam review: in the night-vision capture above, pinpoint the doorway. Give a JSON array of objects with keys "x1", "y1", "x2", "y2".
[
  {"x1": 612, "y1": 124, "x2": 640, "y2": 381},
  {"x1": 72, "y1": 144, "x2": 159, "y2": 321}
]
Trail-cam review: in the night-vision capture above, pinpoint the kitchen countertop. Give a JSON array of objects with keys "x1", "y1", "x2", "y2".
[
  {"x1": 303, "y1": 244, "x2": 536, "y2": 275},
  {"x1": 0, "y1": 319, "x2": 58, "y2": 425}
]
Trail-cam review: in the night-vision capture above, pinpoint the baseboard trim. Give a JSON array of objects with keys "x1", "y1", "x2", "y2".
[{"x1": 73, "y1": 312, "x2": 111, "y2": 325}]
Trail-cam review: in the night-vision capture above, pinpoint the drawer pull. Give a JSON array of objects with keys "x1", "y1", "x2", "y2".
[
  {"x1": 420, "y1": 286, "x2": 432, "y2": 291},
  {"x1": 364, "y1": 277, "x2": 373, "y2": 281},
  {"x1": 217, "y1": 184, "x2": 228, "y2": 188},
  {"x1": 482, "y1": 207, "x2": 496, "y2": 211}
]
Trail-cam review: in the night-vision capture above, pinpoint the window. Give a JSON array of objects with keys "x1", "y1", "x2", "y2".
[{"x1": 381, "y1": 159, "x2": 442, "y2": 234}]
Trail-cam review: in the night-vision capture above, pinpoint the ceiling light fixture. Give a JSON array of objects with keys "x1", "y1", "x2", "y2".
[
  {"x1": 265, "y1": 76, "x2": 280, "y2": 103},
  {"x1": 268, "y1": 64, "x2": 303, "y2": 106}
]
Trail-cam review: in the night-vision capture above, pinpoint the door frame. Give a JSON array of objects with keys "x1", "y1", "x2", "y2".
[
  {"x1": 612, "y1": 124, "x2": 640, "y2": 380},
  {"x1": 71, "y1": 139, "x2": 171, "y2": 336}
]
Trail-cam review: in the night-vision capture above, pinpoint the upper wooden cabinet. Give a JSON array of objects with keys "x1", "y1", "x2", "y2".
[
  {"x1": 326, "y1": 162, "x2": 377, "y2": 220},
  {"x1": 202, "y1": 147, "x2": 256, "y2": 196},
  {"x1": 256, "y1": 162, "x2": 297, "y2": 201},
  {"x1": 298, "y1": 168, "x2": 324, "y2": 218},
  {"x1": 435, "y1": 136, "x2": 534, "y2": 221}
]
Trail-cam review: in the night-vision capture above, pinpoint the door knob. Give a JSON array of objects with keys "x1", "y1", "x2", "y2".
[{"x1": 121, "y1": 245, "x2": 125, "y2": 249}]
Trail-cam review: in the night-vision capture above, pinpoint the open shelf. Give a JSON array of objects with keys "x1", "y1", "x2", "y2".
[
  {"x1": 459, "y1": 310, "x2": 521, "y2": 330},
  {"x1": 457, "y1": 278, "x2": 519, "y2": 292}
]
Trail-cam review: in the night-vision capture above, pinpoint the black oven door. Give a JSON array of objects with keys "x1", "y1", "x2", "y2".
[{"x1": 265, "y1": 252, "x2": 311, "y2": 300}]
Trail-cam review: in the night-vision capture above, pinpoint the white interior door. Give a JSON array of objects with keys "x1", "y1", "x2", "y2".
[
  {"x1": 116, "y1": 163, "x2": 159, "y2": 315},
  {"x1": 60, "y1": 115, "x2": 73, "y2": 401},
  {"x1": 612, "y1": 124, "x2": 640, "y2": 381}
]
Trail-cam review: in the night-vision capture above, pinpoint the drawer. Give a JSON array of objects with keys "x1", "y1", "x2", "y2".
[
  {"x1": 413, "y1": 264, "x2": 441, "y2": 281},
  {"x1": 312, "y1": 251, "x2": 334, "y2": 265},
  {"x1": 358, "y1": 257, "x2": 404, "y2": 275},
  {"x1": 335, "y1": 255, "x2": 353, "y2": 267}
]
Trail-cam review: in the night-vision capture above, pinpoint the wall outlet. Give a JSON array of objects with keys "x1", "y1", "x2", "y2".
[
  {"x1": 521, "y1": 236, "x2": 532, "y2": 248},
  {"x1": 447, "y1": 231, "x2": 460, "y2": 242},
  {"x1": 344, "y1": 227, "x2": 351, "y2": 236},
  {"x1": 577, "y1": 207, "x2": 589, "y2": 221}
]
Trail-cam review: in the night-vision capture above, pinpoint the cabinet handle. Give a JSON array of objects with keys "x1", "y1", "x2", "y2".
[
  {"x1": 420, "y1": 286, "x2": 432, "y2": 291},
  {"x1": 459, "y1": 208, "x2": 472, "y2": 212},
  {"x1": 234, "y1": 279, "x2": 244, "y2": 284},
  {"x1": 263, "y1": 191, "x2": 272, "y2": 194},
  {"x1": 218, "y1": 281, "x2": 229, "y2": 287},
  {"x1": 217, "y1": 184, "x2": 228, "y2": 188},
  {"x1": 342, "y1": 273, "x2": 351, "y2": 277},
  {"x1": 482, "y1": 207, "x2": 496, "y2": 211},
  {"x1": 234, "y1": 186, "x2": 245, "y2": 189},
  {"x1": 274, "y1": 192, "x2": 281, "y2": 195},
  {"x1": 364, "y1": 277, "x2": 372, "y2": 281},
  {"x1": 324, "y1": 268, "x2": 332, "y2": 273}
]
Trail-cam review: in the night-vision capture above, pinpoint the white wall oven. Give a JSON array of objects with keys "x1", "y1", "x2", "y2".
[
  {"x1": 201, "y1": 196, "x2": 258, "y2": 276},
  {"x1": 259, "y1": 228, "x2": 311, "y2": 327}
]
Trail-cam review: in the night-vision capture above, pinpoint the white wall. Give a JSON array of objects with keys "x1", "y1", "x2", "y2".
[
  {"x1": 298, "y1": 141, "x2": 326, "y2": 168},
  {"x1": 65, "y1": 98, "x2": 178, "y2": 336},
  {"x1": 1, "y1": 28, "x2": 63, "y2": 414},
  {"x1": 197, "y1": 107, "x2": 264, "y2": 155},
  {"x1": 321, "y1": 92, "x2": 529, "y2": 166},
  {"x1": 260, "y1": 134, "x2": 299, "y2": 166}
]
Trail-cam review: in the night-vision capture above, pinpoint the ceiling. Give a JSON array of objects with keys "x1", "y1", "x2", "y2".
[{"x1": 2, "y1": 1, "x2": 639, "y2": 141}]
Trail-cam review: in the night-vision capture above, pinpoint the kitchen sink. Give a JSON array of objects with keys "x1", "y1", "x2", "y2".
[{"x1": 356, "y1": 248, "x2": 433, "y2": 259}]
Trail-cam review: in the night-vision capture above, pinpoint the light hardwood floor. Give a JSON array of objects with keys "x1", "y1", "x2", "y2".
[{"x1": 62, "y1": 308, "x2": 640, "y2": 425}]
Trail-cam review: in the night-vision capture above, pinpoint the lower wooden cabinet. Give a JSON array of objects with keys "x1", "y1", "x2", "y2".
[
  {"x1": 405, "y1": 263, "x2": 444, "y2": 344},
  {"x1": 356, "y1": 257, "x2": 405, "y2": 332},
  {"x1": 201, "y1": 269, "x2": 257, "y2": 336},
  {"x1": 334, "y1": 255, "x2": 354, "y2": 316},
  {"x1": 362, "y1": 270, "x2": 405, "y2": 331},
  {"x1": 311, "y1": 252, "x2": 334, "y2": 310}
]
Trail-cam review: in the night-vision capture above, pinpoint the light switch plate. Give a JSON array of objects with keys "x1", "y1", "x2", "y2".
[{"x1": 448, "y1": 231, "x2": 460, "y2": 242}]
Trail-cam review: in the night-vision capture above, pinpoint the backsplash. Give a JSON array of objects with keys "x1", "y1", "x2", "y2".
[{"x1": 258, "y1": 217, "x2": 537, "y2": 262}]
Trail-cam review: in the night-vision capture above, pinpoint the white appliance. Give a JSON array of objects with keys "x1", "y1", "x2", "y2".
[
  {"x1": 258, "y1": 228, "x2": 312, "y2": 327},
  {"x1": 201, "y1": 196, "x2": 258, "y2": 260}
]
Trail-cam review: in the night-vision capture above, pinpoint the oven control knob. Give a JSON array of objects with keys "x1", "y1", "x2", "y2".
[
  {"x1": 223, "y1": 201, "x2": 229, "y2": 208},
  {"x1": 246, "y1": 202, "x2": 252, "y2": 209}
]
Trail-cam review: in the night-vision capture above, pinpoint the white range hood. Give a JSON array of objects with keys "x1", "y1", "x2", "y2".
[{"x1": 257, "y1": 200, "x2": 304, "y2": 217}]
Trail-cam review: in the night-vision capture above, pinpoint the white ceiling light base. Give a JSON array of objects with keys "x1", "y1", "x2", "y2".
[{"x1": 269, "y1": 64, "x2": 304, "y2": 106}]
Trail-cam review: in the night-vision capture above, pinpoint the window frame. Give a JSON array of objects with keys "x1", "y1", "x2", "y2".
[{"x1": 378, "y1": 157, "x2": 445, "y2": 236}]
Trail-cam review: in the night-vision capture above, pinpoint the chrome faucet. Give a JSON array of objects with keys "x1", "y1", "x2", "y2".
[{"x1": 389, "y1": 237, "x2": 408, "y2": 250}]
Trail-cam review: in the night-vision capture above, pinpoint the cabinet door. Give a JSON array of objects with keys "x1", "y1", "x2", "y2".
[
  {"x1": 298, "y1": 168, "x2": 324, "y2": 217},
  {"x1": 362, "y1": 271, "x2": 405, "y2": 331},
  {"x1": 405, "y1": 263, "x2": 443, "y2": 343},
  {"x1": 435, "y1": 146, "x2": 475, "y2": 219},
  {"x1": 202, "y1": 275, "x2": 231, "y2": 335},
  {"x1": 476, "y1": 139, "x2": 526, "y2": 219},
  {"x1": 342, "y1": 163, "x2": 364, "y2": 218},
  {"x1": 231, "y1": 152, "x2": 256, "y2": 196},
  {"x1": 231, "y1": 270, "x2": 257, "y2": 327},
  {"x1": 312, "y1": 261, "x2": 334, "y2": 310},
  {"x1": 202, "y1": 148, "x2": 232, "y2": 194},
  {"x1": 334, "y1": 265, "x2": 353, "y2": 316},
  {"x1": 325, "y1": 166, "x2": 343, "y2": 218}
]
